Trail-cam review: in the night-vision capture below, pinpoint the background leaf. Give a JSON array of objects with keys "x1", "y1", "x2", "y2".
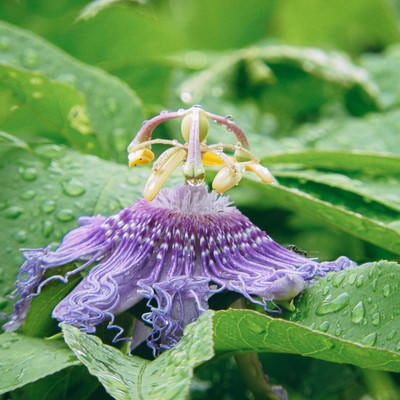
[{"x1": 0, "y1": 20, "x2": 144, "y2": 161}]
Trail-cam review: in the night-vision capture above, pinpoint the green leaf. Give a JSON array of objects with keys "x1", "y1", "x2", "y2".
[
  {"x1": 176, "y1": 45, "x2": 380, "y2": 116},
  {"x1": 361, "y1": 44, "x2": 400, "y2": 109},
  {"x1": 293, "y1": 109, "x2": 400, "y2": 153},
  {"x1": 0, "y1": 144, "x2": 179, "y2": 309},
  {"x1": 62, "y1": 311, "x2": 215, "y2": 400},
  {"x1": 0, "y1": 332, "x2": 79, "y2": 394},
  {"x1": 242, "y1": 177, "x2": 400, "y2": 254},
  {"x1": 214, "y1": 261, "x2": 400, "y2": 372},
  {"x1": 0, "y1": 63, "x2": 99, "y2": 152},
  {"x1": 0, "y1": 20, "x2": 144, "y2": 161},
  {"x1": 262, "y1": 149, "x2": 400, "y2": 175}
]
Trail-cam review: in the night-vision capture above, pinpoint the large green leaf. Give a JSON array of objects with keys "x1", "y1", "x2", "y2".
[
  {"x1": 242, "y1": 177, "x2": 400, "y2": 254},
  {"x1": 0, "y1": 63, "x2": 99, "y2": 152},
  {"x1": 62, "y1": 311, "x2": 214, "y2": 400},
  {"x1": 0, "y1": 332, "x2": 79, "y2": 394},
  {"x1": 293, "y1": 109, "x2": 400, "y2": 153},
  {"x1": 175, "y1": 45, "x2": 380, "y2": 116},
  {"x1": 0, "y1": 143, "x2": 177, "y2": 308},
  {"x1": 214, "y1": 261, "x2": 400, "y2": 372},
  {"x1": 0, "y1": 20, "x2": 144, "y2": 161}
]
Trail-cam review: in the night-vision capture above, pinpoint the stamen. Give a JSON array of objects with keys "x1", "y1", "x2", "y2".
[
  {"x1": 127, "y1": 106, "x2": 276, "y2": 198},
  {"x1": 128, "y1": 148, "x2": 155, "y2": 168},
  {"x1": 144, "y1": 148, "x2": 186, "y2": 201}
]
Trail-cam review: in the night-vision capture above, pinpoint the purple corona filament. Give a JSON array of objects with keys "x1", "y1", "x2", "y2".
[{"x1": 3, "y1": 184, "x2": 355, "y2": 354}]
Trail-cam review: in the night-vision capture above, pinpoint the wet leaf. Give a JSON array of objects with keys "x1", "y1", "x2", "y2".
[
  {"x1": 214, "y1": 261, "x2": 400, "y2": 372},
  {"x1": 0, "y1": 63, "x2": 98, "y2": 152},
  {"x1": 0, "y1": 144, "x2": 179, "y2": 311},
  {"x1": 0, "y1": 20, "x2": 144, "y2": 161},
  {"x1": 62, "y1": 311, "x2": 214, "y2": 400},
  {"x1": 0, "y1": 332, "x2": 79, "y2": 394}
]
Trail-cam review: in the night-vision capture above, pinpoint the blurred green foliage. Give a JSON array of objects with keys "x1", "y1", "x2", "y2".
[{"x1": 1, "y1": 1, "x2": 400, "y2": 399}]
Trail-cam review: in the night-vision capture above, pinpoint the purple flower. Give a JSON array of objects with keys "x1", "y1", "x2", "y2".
[{"x1": 2, "y1": 183, "x2": 355, "y2": 354}]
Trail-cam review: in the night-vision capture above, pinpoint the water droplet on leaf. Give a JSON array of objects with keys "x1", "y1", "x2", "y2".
[
  {"x1": 355, "y1": 274, "x2": 365, "y2": 288},
  {"x1": 20, "y1": 190, "x2": 36, "y2": 200},
  {"x1": 351, "y1": 301, "x2": 365, "y2": 324},
  {"x1": 316, "y1": 292, "x2": 350, "y2": 316},
  {"x1": 319, "y1": 321, "x2": 330, "y2": 332},
  {"x1": 3, "y1": 206, "x2": 23, "y2": 219},
  {"x1": 22, "y1": 49, "x2": 38, "y2": 67},
  {"x1": 15, "y1": 230, "x2": 27, "y2": 243},
  {"x1": 361, "y1": 332, "x2": 377, "y2": 346},
  {"x1": 56, "y1": 209, "x2": 75, "y2": 222},
  {"x1": 371, "y1": 312, "x2": 381, "y2": 327},
  {"x1": 62, "y1": 179, "x2": 85, "y2": 197},
  {"x1": 42, "y1": 220, "x2": 54, "y2": 238},
  {"x1": 18, "y1": 167, "x2": 37, "y2": 181},
  {"x1": 383, "y1": 284, "x2": 391, "y2": 297},
  {"x1": 41, "y1": 200, "x2": 56, "y2": 214}
]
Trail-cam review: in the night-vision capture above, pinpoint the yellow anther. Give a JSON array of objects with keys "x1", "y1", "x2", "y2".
[
  {"x1": 245, "y1": 163, "x2": 276, "y2": 183},
  {"x1": 128, "y1": 148, "x2": 155, "y2": 168},
  {"x1": 144, "y1": 148, "x2": 186, "y2": 201},
  {"x1": 201, "y1": 151, "x2": 225, "y2": 166},
  {"x1": 212, "y1": 165, "x2": 243, "y2": 194}
]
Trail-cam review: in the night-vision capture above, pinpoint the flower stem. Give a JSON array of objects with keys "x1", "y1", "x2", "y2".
[
  {"x1": 234, "y1": 352, "x2": 282, "y2": 400},
  {"x1": 231, "y1": 298, "x2": 286, "y2": 400}
]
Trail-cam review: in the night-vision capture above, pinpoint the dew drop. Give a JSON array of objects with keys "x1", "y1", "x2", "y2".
[
  {"x1": 32, "y1": 91, "x2": 43, "y2": 99},
  {"x1": 42, "y1": 220, "x2": 54, "y2": 238},
  {"x1": 103, "y1": 97, "x2": 118, "y2": 116},
  {"x1": 332, "y1": 273, "x2": 345, "y2": 288},
  {"x1": 30, "y1": 76, "x2": 43, "y2": 85},
  {"x1": 335, "y1": 326, "x2": 343, "y2": 336},
  {"x1": 386, "y1": 330, "x2": 396, "y2": 341},
  {"x1": 355, "y1": 274, "x2": 365, "y2": 288},
  {"x1": 18, "y1": 167, "x2": 37, "y2": 181},
  {"x1": 62, "y1": 179, "x2": 86, "y2": 197},
  {"x1": 347, "y1": 273, "x2": 357, "y2": 285},
  {"x1": 318, "y1": 321, "x2": 330, "y2": 332},
  {"x1": 180, "y1": 91, "x2": 193, "y2": 103},
  {"x1": 383, "y1": 284, "x2": 391, "y2": 297},
  {"x1": 351, "y1": 301, "x2": 365, "y2": 324},
  {"x1": 3, "y1": 206, "x2": 23, "y2": 219},
  {"x1": 316, "y1": 292, "x2": 350, "y2": 316},
  {"x1": 56, "y1": 209, "x2": 75, "y2": 222},
  {"x1": 35, "y1": 144, "x2": 65, "y2": 159},
  {"x1": 361, "y1": 332, "x2": 377, "y2": 346},
  {"x1": 322, "y1": 286, "x2": 329, "y2": 296},
  {"x1": 20, "y1": 190, "x2": 36, "y2": 200},
  {"x1": 41, "y1": 200, "x2": 56, "y2": 214},
  {"x1": 371, "y1": 278, "x2": 378, "y2": 291},
  {"x1": 15, "y1": 230, "x2": 27, "y2": 243},
  {"x1": 22, "y1": 49, "x2": 38, "y2": 68},
  {"x1": 371, "y1": 312, "x2": 381, "y2": 327}
]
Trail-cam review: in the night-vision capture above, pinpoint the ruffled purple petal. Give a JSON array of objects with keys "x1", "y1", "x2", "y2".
[
  {"x1": 140, "y1": 276, "x2": 212, "y2": 354},
  {"x1": 3, "y1": 183, "x2": 357, "y2": 354}
]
